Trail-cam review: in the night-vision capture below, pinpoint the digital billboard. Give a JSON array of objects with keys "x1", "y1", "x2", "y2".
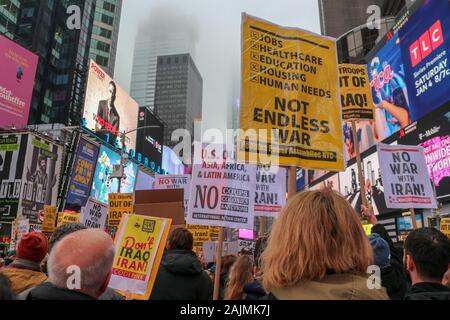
[
  {"x1": 65, "y1": 138, "x2": 99, "y2": 211},
  {"x1": 136, "y1": 107, "x2": 164, "y2": 173},
  {"x1": 0, "y1": 35, "x2": 38, "y2": 129},
  {"x1": 90, "y1": 145, "x2": 137, "y2": 204},
  {"x1": 398, "y1": 103, "x2": 450, "y2": 200},
  {"x1": 18, "y1": 134, "x2": 63, "y2": 224},
  {"x1": 82, "y1": 60, "x2": 139, "y2": 152},
  {"x1": 0, "y1": 134, "x2": 28, "y2": 222}
]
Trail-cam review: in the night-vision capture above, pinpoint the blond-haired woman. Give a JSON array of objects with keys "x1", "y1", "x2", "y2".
[{"x1": 261, "y1": 189, "x2": 389, "y2": 300}]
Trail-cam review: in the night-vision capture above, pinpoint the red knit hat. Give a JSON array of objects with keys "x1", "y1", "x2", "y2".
[{"x1": 17, "y1": 232, "x2": 48, "y2": 263}]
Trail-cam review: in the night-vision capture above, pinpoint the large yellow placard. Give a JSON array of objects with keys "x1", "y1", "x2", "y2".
[{"x1": 239, "y1": 14, "x2": 344, "y2": 171}]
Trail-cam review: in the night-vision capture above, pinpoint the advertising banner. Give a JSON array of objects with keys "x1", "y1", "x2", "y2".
[
  {"x1": 339, "y1": 64, "x2": 374, "y2": 121},
  {"x1": 0, "y1": 35, "x2": 38, "y2": 129},
  {"x1": 187, "y1": 144, "x2": 257, "y2": 230},
  {"x1": 0, "y1": 134, "x2": 28, "y2": 221},
  {"x1": 65, "y1": 138, "x2": 99, "y2": 211},
  {"x1": 90, "y1": 145, "x2": 137, "y2": 204},
  {"x1": 18, "y1": 134, "x2": 63, "y2": 224},
  {"x1": 109, "y1": 214, "x2": 171, "y2": 300},
  {"x1": 136, "y1": 107, "x2": 164, "y2": 173},
  {"x1": 398, "y1": 103, "x2": 450, "y2": 199},
  {"x1": 82, "y1": 60, "x2": 139, "y2": 151},
  {"x1": 108, "y1": 193, "x2": 134, "y2": 227},
  {"x1": 238, "y1": 14, "x2": 344, "y2": 171},
  {"x1": 155, "y1": 174, "x2": 191, "y2": 213},
  {"x1": 42, "y1": 205, "x2": 57, "y2": 233},
  {"x1": 81, "y1": 198, "x2": 108, "y2": 229},
  {"x1": 255, "y1": 165, "x2": 286, "y2": 217},
  {"x1": 377, "y1": 144, "x2": 437, "y2": 209}
]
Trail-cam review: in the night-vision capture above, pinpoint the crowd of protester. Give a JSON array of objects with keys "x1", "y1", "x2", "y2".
[{"x1": 0, "y1": 189, "x2": 449, "y2": 300}]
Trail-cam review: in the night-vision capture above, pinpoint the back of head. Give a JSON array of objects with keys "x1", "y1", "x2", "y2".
[
  {"x1": 47, "y1": 229, "x2": 115, "y2": 299},
  {"x1": 221, "y1": 254, "x2": 238, "y2": 276},
  {"x1": 262, "y1": 189, "x2": 373, "y2": 291},
  {"x1": 405, "y1": 228, "x2": 450, "y2": 282},
  {"x1": 17, "y1": 232, "x2": 48, "y2": 264},
  {"x1": 48, "y1": 223, "x2": 87, "y2": 252},
  {"x1": 368, "y1": 233, "x2": 391, "y2": 269},
  {"x1": 225, "y1": 255, "x2": 254, "y2": 300},
  {"x1": 167, "y1": 228, "x2": 193, "y2": 251}
]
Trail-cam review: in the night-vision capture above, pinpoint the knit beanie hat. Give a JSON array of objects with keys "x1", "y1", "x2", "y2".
[
  {"x1": 17, "y1": 232, "x2": 48, "y2": 263},
  {"x1": 368, "y1": 233, "x2": 391, "y2": 269}
]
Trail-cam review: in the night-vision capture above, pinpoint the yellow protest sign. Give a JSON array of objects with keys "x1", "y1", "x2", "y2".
[
  {"x1": 42, "y1": 206, "x2": 57, "y2": 233},
  {"x1": 440, "y1": 218, "x2": 450, "y2": 239},
  {"x1": 109, "y1": 214, "x2": 171, "y2": 300},
  {"x1": 57, "y1": 212, "x2": 80, "y2": 227},
  {"x1": 362, "y1": 224, "x2": 373, "y2": 236},
  {"x1": 108, "y1": 193, "x2": 134, "y2": 226},
  {"x1": 339, "y1": 64, "x2": 374, "y2": 121},
  {"x1": 238, "y1": 14, "x2": 344, "y2": 171},
  {"x1": 187, "y1": 225, "x2": 212, "y2": 247}
]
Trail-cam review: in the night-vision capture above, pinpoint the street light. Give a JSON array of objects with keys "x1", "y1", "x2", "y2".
[{"x1": 111, "y1": 125, "x2": 162, "y2": 193}]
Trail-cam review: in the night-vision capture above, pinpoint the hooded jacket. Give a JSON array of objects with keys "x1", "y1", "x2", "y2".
[
  {"x1": 0, "y1": 260, "x2": 47, "y2": 295},
  {"x1": 150, "y1": 249, "x2": 213, "y2": 300},
  {"x1": 265, "y1": 273, "x2": 389, "y2": 300},
  {"x1": 404, "y1": 282, "x2": 450, "y2": 300}
]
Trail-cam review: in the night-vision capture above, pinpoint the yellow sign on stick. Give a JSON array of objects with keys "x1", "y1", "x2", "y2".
[
  {"x1": 440, "y1": 218, "x2": 450, "y2": 239},
  {"x1": 339, "y1": 64, "x2": 374, "y2": 121},
  {"x1": 108, "y1": 193, "x2": 134, "y2": 226},
  {"x1": 238, "y1": 14, "x2": 344, "y2": 171},
  {"x1": 42, "y1": 206, "x2": 57, "y2": 233}
]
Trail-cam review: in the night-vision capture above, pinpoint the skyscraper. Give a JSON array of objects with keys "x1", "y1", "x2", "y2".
[
  {"x1": 154, "y1": 54, "x2": 202, "y2": 148},
  {"x1": 131, "y1": 31, "x2": 194, "y2": 111},
  {"x1": 12, "y1": 0, "x2": 96, "y2": 126},
  {"x1": 89, "y1": 0, "x2": 122, "y2": 77},
  {"x1": 0, "y1": 0, "x2": 20, "y2": 40}
]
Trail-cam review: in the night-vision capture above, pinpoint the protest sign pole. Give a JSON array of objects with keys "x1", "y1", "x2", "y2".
[
  {"x1": 259, "y1": 217, "x2": 267, "y2": 237},
  {"x1": 351, "y1": 121, "x2": 369, "y2": 212},
  {"x1": 288, "y1": 166, "x2": 297, "y2": 199},
  {"x1": 213, "y1": 227, "x2": 224, "y2": 300},
  {"x1": 410, "y1": 208, "x2": 418, "y2": 230}
]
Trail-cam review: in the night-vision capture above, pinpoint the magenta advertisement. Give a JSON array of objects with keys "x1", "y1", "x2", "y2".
[{"x1": 0, "y1": 34, "x2": 38, "y2": 129}]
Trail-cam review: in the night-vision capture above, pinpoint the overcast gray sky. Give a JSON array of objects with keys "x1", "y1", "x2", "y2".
[{"x1": 115, "y1": 0, "x2": 320, "y2": 133}]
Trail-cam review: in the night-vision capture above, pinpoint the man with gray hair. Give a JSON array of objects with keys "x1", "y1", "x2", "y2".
[{"x1": 27, "y1": 229, "x2": 115, "y2": 300}]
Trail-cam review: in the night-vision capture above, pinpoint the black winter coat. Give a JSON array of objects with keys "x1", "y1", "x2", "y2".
[
  {"x1": 244, "y1": 280, "x2": 266, "y2": 300},
  {"x1": 371, "y1": 224, "x2": 408, "y2": 300},
  {"x1": 150, "y1": 249, "x2": 213, "y2": 300},
  {"x1": 27, "y1": 282, "x2": 95, "y2": 300},
  {"x1": 404, "y1": 282, "x2": 450, "y2": 300}
]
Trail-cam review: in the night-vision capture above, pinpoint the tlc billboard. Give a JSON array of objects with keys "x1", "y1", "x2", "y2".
[
  {"x1": 0, "y1": 35, "x2": 38, "y2": 129},
  {"x1": 367, "y1": 0, "x2": 450, "y2": 141}
]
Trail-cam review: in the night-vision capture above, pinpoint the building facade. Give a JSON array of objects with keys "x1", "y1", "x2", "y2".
[
  {"x1": 0, "y1": 0, "x2": 20, "y2": 40},
  {"x1": 154, "y1": 53, "x2": 202, "y2": 148},
  {"x1": 130, "y1": 31, "x2": 193, "y2": 111},
  {"x1": 88, "y1": 0, "x2": 122, "y2": 77}
]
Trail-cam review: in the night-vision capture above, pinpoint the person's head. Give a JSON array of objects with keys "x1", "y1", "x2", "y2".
[
  {"x1": 404, "y1": 228, "x2": 450, "y2": 285},
  {"x1": 47, "y1": 229, "x2": 115, "y2": 299},
  {"x1": 108, "y1": 81, "x2": 117, "y2": 103},
  {"x1": 225, "y1": 255, "x2": 254, "y2": 300},
  {"x1": 0, "y1": 274, "x2": 14, "y2": 300},
  {"x1": 38, "y1": 156, "x2": 47, "y2": 172},
  {"x1": 17, "y1": 232, "x2": 48, "y2": 264},
  {"x1": 166, "y1": 228, "x2": 193, "y2": 251},
  {"x1": 48, "y1": 223, "x2": 88, "y2": 252},
  {"x1": 261, "y1": 189, "x2": 373, "y2": 291},
  {"x1": 221, "y1": 254, "x2": 238, "y2": 276},
  {"x1": 368, "y1": 233, "x2": 391, "y2": 269}
]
